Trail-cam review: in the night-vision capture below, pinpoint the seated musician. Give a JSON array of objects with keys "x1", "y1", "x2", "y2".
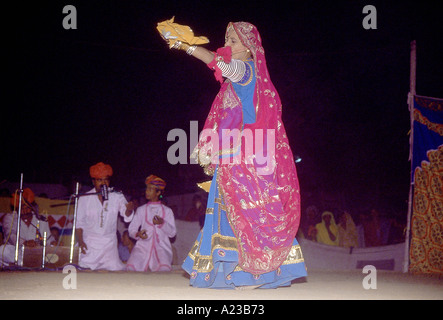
[{"x1": 1, "y1": 188, "x2": 52, "y2": 265}]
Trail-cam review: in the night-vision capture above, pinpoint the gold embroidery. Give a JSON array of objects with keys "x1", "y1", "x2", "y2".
[
  {"x1": 414, "y1": 109, "x2": 443, "y2": 136},
  {"x1": 211, "y1": 233, "x2": 238, "y2": 252},
  {"x1": 214, "y1": 197, "x2": 226, "y2": 211},
  {"x1": 187, "y1": 239, "x2": 200, "y2": 260},
  {"x1": 188, "y1": 242, "x2": 304, "y2": 274},
  {"x1": 221, "y1": 84, "x2": 240, "y2": 110},
  {"x1": 281, "y1": 244, "x2": 304, "y2": 265},
  {"x1": 188, "y1": 233, "x2": 239, "y2": 272},
  {"x1": 238, "y1": 60, "x2": 254, "y2": 87},
  {"x1": 192, "y1": 254, "x2": 214, "y2": 272}
]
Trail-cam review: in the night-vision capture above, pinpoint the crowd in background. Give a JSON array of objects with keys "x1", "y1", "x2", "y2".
[{"x1": 298, "y1": 205, "x2": 406, "y2": 248}]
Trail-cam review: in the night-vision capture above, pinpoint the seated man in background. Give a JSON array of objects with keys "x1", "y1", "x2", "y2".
[{"x1": 1, "y1": 188, "x2": 52, "y2": 265}]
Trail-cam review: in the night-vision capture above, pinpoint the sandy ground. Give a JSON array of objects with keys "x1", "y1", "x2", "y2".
[
  {"x1": 1, "y1": 266, "x2": 442, "y2": 300},
  {"x1": 1, "y1": 220, "x2": 442, "y2": 301}
]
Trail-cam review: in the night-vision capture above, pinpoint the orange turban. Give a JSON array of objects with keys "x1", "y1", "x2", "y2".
[
  {"x1": 89, "y1": 162, "x2": 113, "y2": 179},
  {"x1": 145, "y1": 175, "x2": 166, "y2": 190},
  {"x1": 10, "y1": 188, "x2": 35, "y2": 208}
]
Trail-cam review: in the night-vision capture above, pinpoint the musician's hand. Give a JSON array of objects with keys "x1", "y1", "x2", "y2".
[
  {"x1": 125, "y1": 201, "x2": 135, "y2": 217},
  {"x1": 153, "y1": 215, "x2": 164, "y2": 225},
  {"x1": 79, "y1": 240, "x2": 88, "y2": 254},
  {"x1": 137, "y1": 230, "x2": 148, "y2": 239},
  {"x1": 24, "y1": 240, "x2": 37, "y2": 247}
]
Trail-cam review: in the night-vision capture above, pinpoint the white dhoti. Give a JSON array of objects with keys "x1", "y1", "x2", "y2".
[{"x1": 79, "y1": 233, "x2": 124, "y2": 271}]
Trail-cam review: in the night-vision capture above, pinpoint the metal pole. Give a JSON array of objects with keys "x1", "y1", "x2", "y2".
[
  {"x1": 14, "y1": 173, "x2": 24, "y2": 264},
  {"x1": 410, "y1": 40, "x2": 416, "y2": 96},
  {"x1": 42, "y1": 232, "x2": 47, "y2": 269},
  {"x1": 404, "y1": 40, "x2": 416, "y2": 273},
  {"x1": 69, "y1": 182, "x2": 80, "y2": 263}
]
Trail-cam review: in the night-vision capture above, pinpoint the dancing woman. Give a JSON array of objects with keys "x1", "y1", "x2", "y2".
[{"x1": 163, "y1": 21, "x2": 307, "y2": 288}]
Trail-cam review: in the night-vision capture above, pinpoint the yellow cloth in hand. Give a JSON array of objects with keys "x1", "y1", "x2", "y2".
[{"x1": 157, "y1": 16, "x2": 209, "y2": 48}]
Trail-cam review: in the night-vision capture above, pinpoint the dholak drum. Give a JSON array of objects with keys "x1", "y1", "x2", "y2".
[{"x1": 22, "y1": 246, "x2": 79, "y2": 268}]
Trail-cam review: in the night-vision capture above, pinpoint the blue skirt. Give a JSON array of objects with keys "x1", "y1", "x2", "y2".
[{"x1": 182, "y1": 169, "x2": 307, "y2": 289}]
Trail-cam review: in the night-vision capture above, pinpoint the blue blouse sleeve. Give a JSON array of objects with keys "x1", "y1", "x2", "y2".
[{"x1": 232, "y1": 60, "x2": 256, "y2": 124}]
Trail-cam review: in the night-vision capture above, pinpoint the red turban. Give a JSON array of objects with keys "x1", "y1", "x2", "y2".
[
  {"x1": 89, "y1": 162, "x2": 113, "y2": 179},
  {"x1": 10, "y1": 188, "x2": 35, "y2": 208},
  {"x1": 145, "y1": 175, "x2": 166, "y2": 190}
]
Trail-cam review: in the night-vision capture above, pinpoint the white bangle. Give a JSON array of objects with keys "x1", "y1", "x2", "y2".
[
  {"x1": 186, "y1": 45, "x2": 197, "y2": 56},
  {"x1": 171, "y1": 40, "x2": 182, "y2": 49}
]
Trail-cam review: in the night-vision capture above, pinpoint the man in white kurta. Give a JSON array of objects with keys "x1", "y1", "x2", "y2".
[
  {"x1": 76, "y1": 162, "x2": 134, "y2": 271},
  {"x1": 1, "y1": 188, "x2": 52, "y2": 265},
  {"x1": 3, "y1": 211, "x2": 52, "y2": 247},
  {"x1": 1, "y1": 213, "x2": 53, "y2": 265},
  {"x1": 126, "y1": 175, "x2": 176, "y2": 272}
]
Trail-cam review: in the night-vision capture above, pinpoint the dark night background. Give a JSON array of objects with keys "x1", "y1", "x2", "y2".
[{"x1": 3, "y1": 1, "x2": 442, "y2": 218}]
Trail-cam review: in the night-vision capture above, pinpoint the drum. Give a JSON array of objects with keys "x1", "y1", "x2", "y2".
[{"x1": 22, "y1": 246, "x2": 79, "y2": 269}]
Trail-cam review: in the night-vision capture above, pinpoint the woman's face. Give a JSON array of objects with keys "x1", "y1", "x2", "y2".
[{"x1": 225, "y1": 28, "x2": 251, "y2": 60}]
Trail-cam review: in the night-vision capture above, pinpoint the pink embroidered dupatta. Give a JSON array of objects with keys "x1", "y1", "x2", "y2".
[{"x1": 194, "y1": 22, "x2": 301, "y2": 274}]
